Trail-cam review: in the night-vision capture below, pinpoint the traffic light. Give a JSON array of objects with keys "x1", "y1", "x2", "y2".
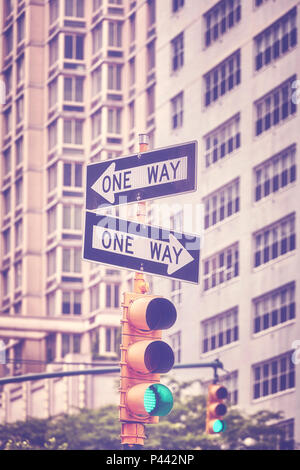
[
  {"x1": 205, "y1": 383, "x2": 228, "y2": 434},
  {"x1": 119, "y1": 291, "x2": 177, "y2": 438}
]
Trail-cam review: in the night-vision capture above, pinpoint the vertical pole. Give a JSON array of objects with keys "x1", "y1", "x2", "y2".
[{"x1": 121, "y1": 134, "x2": 149, "y2": 450}]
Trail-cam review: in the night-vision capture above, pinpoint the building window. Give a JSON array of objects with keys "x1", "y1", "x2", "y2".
[
  {"x1": 47, "y1": 163, "x2": 57, "y2": 192},
  {"x1": 62, "y1": 334, "x2": 81, "y2": 357},
  {"x1": 90, "y1": 284, "x2": 100, "y2": 312},
  {"x1": 48, "y1": 78, "x2": 58, "y2": 108},
  {"x1": 129, "y1": 13, "x2": 136, "y2": 44},
  {"x1": 254, "y1": 144, "x2": 296, "y2": 202},
  {"x1": 129, "y1": 58, "x2": 135, "y2": 87},
  {"x1": 2, "y1": 270, "x2": 10, "y2": 297},
  {"x1": 46, "y1": 334, "x2": 56, "y2": 362},
  {"x1": 48, "y1": 120, "x2": 58, "y2": 150},
  {"x1": 49, "y1": 0, "x2": 59, "y2": 25},
  {"x1": 46, "y1": 291, "x2": 56, "y2": 316},
  {"x1": 147, "y1": 86, "x2": 155, "y2": 117},
  {"x1": 92, "y1": 109, "x2": 102, "y2": 140},
  {"x1": 204, "y1": 178, "x2": 239, "y2": 229},
  {"x1": 64, "y1": 76, "x2": 84, "y2": 102},
  {"x1": 4, "y1": 0, "x2": 13, "y2": 18},
  {"x1": 204, "y1": 0, "x2": 241, "y2": 48},
  {"x1": 16, "y1": 96, "x2": 24, "y2": 125},
  {"x1": 171, "y1": 91, "x2": 184, "y2": 129},
  {"x1": 64, "y1": 34, "x2": 84, "y2": 60},
  {"x1": 4, "y1": 67, "x2": 12, "y2": 98},
  {"x1": 107, "y1": 108, "x2": 121, "y2": 134},
  {"x1": 17, "y1": 13, "x2": 25, "y2": 44},
  {"x1": 47, "y1": 205, "x2": 57, "y2": 235},
  {"x1": 170, "y1": 331, "x2": 181, "y2": 363},
  {"x1": 49, "y1": 35, "x2": 59, "y2": 67},
  {"x1": 105, "y1": 327, "x2": 120, "y2": 354},
  {"x1": 171, "y1": 280, "x2": 182, "y2": 305},
  {"x1": 255, "y1": 0, "x2": 270, "y2": 8},
  {"x1": 203, "y1": 243, "x2": 239, "y2": 291},
  {"x1": 147, "y1": 40, "x2": 155, "y2": 74},
  {"x1": 63, "y1": 162, "x2": 82, "y2": 187},
  {"x1": 3, "y1": 147, "x2": 11, "y2": 177},
  {"x1": 3, "y1": 188, "x2": 11, "y2": 216},
  {"x1": 106, "y1": 284, "x2": 120, "y2": 308},
  {"x1": 3, "y1": 228, "x2": 11, "y2": 256},
  {"x1": 204, "y1": 49, "x2": 241, "y2": 107},
  {"x1": 204, "y1": 113, "x2": 241, "y2": 168},
  {"x1": 202, "y1": 306, "x2": 238, "y2": 353},
  {"x1": 147, "y1": 0, "x2": 155, "y2": 28},
  {"x1": 108, "y1": 21, "x2": 122, "y2": 47},
  {"x1": 15, "y1": 178, "x2": 23, "y2": 207},
  {"x1": 172, "y1": 0, "x2": 184, "y2": 13},
  {"x1": 129, "y1": 101, "x2": 135, "y2": 130},
  {"x1": 65, "y1": 0, "x2": 84, "y2": 17},
  {"x1": 171, "y1": 32, "x2": 184, "y2": 72},
  {"x1": 92, "y1": 22, "x2": 102, "y2": 54},
  {"x1": 5, "y1": 26, "x2": 13, "y2": 56},
  {"x1": 62, "y1": 247, "x2": 82, "y2": 273},
  {"x1": 253, "y1": 282, "x2": 295, "y2": 334},
  {"x1": 253, "y1": 352, "x2": 295, "y2": 399},
  {"x1": 4, "y1": 108, "x2": 12, "y2": 135},
  {"x1": 91, "y1": 66, "x2": 102, "y2": 97},
  {"x1": 47, "y1": 248, "x2": 56, "y2": 277},
  {"x1": 16, "y1": 55, "x2": 24, "y2": 85},
  {"x1": 62, "y1": 205, "x2": 82, "y2": 230},
  {"x1": 62, "y1": 291, "x2": 82, "y2": 315},
  {"x1": 16, "y1": 137, "x2": 23, "y2": 166},
  {"x1": 63, "y1": 119, "x2": 83, "y2": 145},
  {"x1": 254, "y1": 7, "x2": 297, "y2": 71},
  {"x1": 255, "y1": 75, "x2": 297, "y2": 136},
  {"x1": 14, "y1": 261, "x2": 22, "y2": 289},
  {"x1": 15, "y1": 219, "x2": 23, "y2": 248},
  {"x1": 93, "y1": 0, "x2": 102, "y2": 11},
  {"x1": 108, "y1": 64, "x2": 122, "y2": 91},
  {"x1": 254, "y1": 213, "x2": 296, "y2": 268}
]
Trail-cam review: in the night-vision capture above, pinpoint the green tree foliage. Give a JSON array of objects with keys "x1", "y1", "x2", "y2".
[{"x1": 0, "y1": 379, "x2": 290, "y2": 450}]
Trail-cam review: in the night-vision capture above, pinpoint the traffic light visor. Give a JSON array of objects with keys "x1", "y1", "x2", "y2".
[{"x1": 144, "y1": 384, "x2": 173, "y2": 416}]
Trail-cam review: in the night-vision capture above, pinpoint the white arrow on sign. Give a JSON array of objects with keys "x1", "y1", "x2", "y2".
[
  {"x1": 92, "y1": 224, "x2": 194, "y2": 275},
  {"x1": 91, "y1": 156, "x2": 188, "y2": 204}
]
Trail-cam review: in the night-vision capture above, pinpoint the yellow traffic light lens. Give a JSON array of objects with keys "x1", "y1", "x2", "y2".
[
  {"x1": 212, "y1": 419, "x2": 225, "y2": 433},
  {"x1": 144, "y1": 384, "x2": 173, "y2": 416},
  {"x1": 145, "y1": 341, "x2": 174, "y2": 373},
  {"x1": 146, "y1": 298, "x2": 177, "y2": 330}
]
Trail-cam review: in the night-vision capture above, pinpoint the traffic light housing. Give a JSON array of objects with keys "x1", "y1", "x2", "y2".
[
  {"x1": 119, "y1": 292, "x2": 177, "y2": 432},
  {"x1": 205, "y1": 383, "x2": 228, "y2": 434}
]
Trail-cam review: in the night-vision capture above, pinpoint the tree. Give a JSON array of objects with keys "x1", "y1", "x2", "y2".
[{"x1": 0, "y1": 379, "x2": 293, "y2": 450}]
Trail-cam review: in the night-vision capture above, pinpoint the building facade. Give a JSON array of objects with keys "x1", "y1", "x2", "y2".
[{"x1": 0, "y1": 0, "x2": 299, "y2": 449}]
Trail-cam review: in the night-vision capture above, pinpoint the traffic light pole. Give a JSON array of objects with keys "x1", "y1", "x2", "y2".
[{"x1": 121, "y1": 134, "x2": 150, "y2": 451}]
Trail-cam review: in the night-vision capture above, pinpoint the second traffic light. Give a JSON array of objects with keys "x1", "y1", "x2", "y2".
[
  {"x1": 205, "y1": 383, "x2": 228, "y2": 434},
  {"x1": 120, "y1": 292, "x2": 177, "y2": 424}
]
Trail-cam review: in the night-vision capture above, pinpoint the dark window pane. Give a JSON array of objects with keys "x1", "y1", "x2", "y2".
[
  {"x1": 289, "y1": 302, "x2": 295, "y2": 319},
  {"x1": 280, "y1": 306, "x2": 287, "y2": 323},
  {"x1": 272, "y1": 242, "x2": 278, "y2": 259},
  {"x1": 290, "y1": 28, "x2": 297, "y2": 47},
  {"x1": 271, "y1": 309, "x2": 278, "y2": 326},
  {"x1": 273, "y1": 40, "x2": 280, "y2": 58},
  {"x1": 256, "y1": 53, "x2": 263, "y2": 71},
  {"x1": 290, "y1": 233, "x2": 296, "y2": 251},
  {"x1": 290, "y1": 165, "x2": 296, "y2": 182},
  {"x1": 256, "y1": 119, "x2": 262, "y2": 136},
  {"x1": 63, "y1": 163, "x2": 71, "y2": 186},
  {"x1": 273, "y1": 174, "x2": 279, "y2": 191},
  {"x1": 76, "y1": 36, "x2": 84, "y2": 59},
  {"x1": 65, "y1": 35, "x2": 73, "y2": 58},
  {"x1": 255, "y1": 251, "x2": 261, "y2": 267},
  {"x1": 235, "y1": 132, "x2": 240, "y2": 148},
  {"x1": 281, "y1": 238, "x2": 287, "y2": 255},
  {"x1": 256, "y1": 185, "x2": 261, "y2": 201},
  {"x1": 264, "y1": 47, "x2": 271, "y2": 65},
  {"x1": 75, "y1": 163, "x2": 82, "y2": 187},
  {"x1": 263, "y1": 313, "x2": 269, "y2": 329}
]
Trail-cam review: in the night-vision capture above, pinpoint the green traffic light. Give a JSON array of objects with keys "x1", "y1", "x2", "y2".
[
  {"x1": 144, "y1": 384, "x2": 173, "y2": 416},
  {"x1": 212, "y1": 419, "x2": 226, "y2": 433}
]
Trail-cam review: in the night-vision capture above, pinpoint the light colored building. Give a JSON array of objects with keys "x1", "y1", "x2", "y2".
[
  {"x1": 150, "y1": 0, "x2": 300, "y2": 450},
  {"x1": 0, "y1": 0, "x2": 299, "y2": 450}
]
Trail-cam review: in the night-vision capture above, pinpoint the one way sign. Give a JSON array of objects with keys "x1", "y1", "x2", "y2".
[
  {"x1": 83, "y1": 211, "x2": 201, "y2": 284},
  {"x1": 86, "y1": 141, "x2": 197, "y2": 210}
]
